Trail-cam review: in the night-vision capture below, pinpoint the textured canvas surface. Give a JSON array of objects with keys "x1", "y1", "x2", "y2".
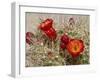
[{"x1": 25, "y1": 12, "x2": 89, "y2": 67}]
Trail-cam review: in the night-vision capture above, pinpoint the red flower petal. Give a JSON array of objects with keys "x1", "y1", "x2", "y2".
[
  {"x1": 44, "y1": 27, "x2": 57, "y2": 41},
  {"x1": 66, "y1": 39, "x2": 84, "y2": 58},
  {"x1": 26, "y1": 32, "x2": 34, "y2": 45},
  {"x1": 60, "y1": 42, "x2": 66, "y2": 49},
  {"x1": 61, "y1": 34, "x2": 70, "y2": 44},
  {"x1": 39, "y1": 18, "x2": 53, "y2": 31}
]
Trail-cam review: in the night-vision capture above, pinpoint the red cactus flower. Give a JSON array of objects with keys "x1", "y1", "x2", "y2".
[
  {"x1": 44, "y1": 27, "x2": 57, "y2": 41},
  {"x1": 26, "y1": 32, "x2": 34, "y2": 45},
  {"x1": 66, "y1": 39, "x2": 84, "y2": 58},
  {"x1": 61, "y1": 34, "x2": 70, "y2": 44},
  {"x1": 60, "y1": 34, "x2": 70, "y2": 49},
  {"x1": 39, "y1": 18, "x2": 53, "y2": 31},
  {"x1": 60, "y1": 42, "x2": 66, "y2": 49},
  {"x1": 38, "y1": 18, "x2": 57, "y2": 41}
]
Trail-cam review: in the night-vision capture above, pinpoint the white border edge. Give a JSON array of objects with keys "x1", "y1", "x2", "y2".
[{"x1": 11, "y1": 2, "x2": 20, "y2": 78}]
